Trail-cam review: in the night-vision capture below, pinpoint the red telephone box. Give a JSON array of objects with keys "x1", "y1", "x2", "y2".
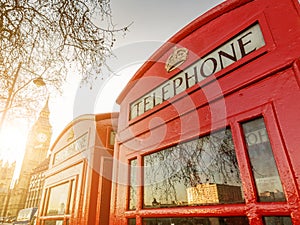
[
  {"x1": 111, "y1": 0, "x2": 300, "y2": 224},
  {"x1": 37, "y1": 113, "x2": 118, "y2": 225}
]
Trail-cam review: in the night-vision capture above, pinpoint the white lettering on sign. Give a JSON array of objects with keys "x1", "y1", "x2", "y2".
[{"x1": 130, "y1": 23, "x2": 265, "y2": 120}]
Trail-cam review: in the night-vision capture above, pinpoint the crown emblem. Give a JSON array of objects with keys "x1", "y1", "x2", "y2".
[
  {"x1": 165, "y1": 47, "x2": 188, "y2": 73},
  {"x1": 67, "y1": 129, "x2": 74, "y2": 142}
]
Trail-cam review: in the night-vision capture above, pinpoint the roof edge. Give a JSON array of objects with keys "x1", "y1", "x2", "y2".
[
  {"x1": 50, "y1": 112, "x2": 118, "y2": 152},
  {"x1": 116, "y1": 0, "x2": 253, "y2": 104}
]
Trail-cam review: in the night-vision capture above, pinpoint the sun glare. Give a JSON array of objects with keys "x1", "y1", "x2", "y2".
[{"x1": 0, "y1": 122, "x2": 28, "y2": 166}]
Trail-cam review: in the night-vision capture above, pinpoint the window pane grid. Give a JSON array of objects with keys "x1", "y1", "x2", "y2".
[
  {"x1": 143, "y1": 129, "x2": 244, "y2": 208},
  {"x1": 126, "y1": 118, "x2": 293, "y2": 223}
]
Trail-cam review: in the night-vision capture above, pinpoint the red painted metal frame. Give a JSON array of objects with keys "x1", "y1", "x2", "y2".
[{"x1": 112, "y1": 0, "x2": 300, "y2": 224}]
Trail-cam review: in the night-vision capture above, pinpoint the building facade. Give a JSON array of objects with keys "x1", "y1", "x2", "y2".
[
  {"x1": 6, "y1": 100, "x2": 52, "y2": 217},
  {"x1": 0, "y1": 161, "x2": 15, "y2": 217},
  {"x1": 25, "y1": 157, "x2": 50, "y2": 209},
  {"x1": 37, "y1": 113, "x2": 118, "y2": 225},
  {"x1": 111, "y1": 0, "x2": 300, "y2": 224}
]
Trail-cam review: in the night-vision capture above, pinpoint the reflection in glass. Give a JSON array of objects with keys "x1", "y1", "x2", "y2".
[
  {"x1": 242, "y1": 118, "x2": 286, "y2": 202},
  {"x1": 44, "y1": 220, "x2": 64, "y2": 225},
  {"x1": 144, "y1": 129, "x2": 243, "y2": 208},
  {"x1": 128, "y1": 218, "x2": 136, "y2": 225},
  {"x1": 68, "y1": 180, "x2": 75, "y2": 214},
  {"x1": 263, "y1": 216, "x2": 293, "y2": 225},
  {"x1": 143, "y1": 216, "x2": 249, "y2": 225},
  {"x1": 46, "y1": 182, "x2": 69, "y2": 216},
  {"x1": 129, "y1": 159, "x2": 137, "y2": 210}
]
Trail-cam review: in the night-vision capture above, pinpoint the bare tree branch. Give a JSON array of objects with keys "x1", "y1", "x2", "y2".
[{"x1": 0, "y1": 0, "x2": 129, "y2": 122}]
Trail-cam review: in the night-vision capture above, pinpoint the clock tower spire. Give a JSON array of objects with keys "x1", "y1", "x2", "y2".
[{"x1": 5, "y1": 99, "x2": 52, "y2": 217}]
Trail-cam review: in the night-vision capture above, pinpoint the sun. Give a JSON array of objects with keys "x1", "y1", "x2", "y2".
[{"x1": 0, "y1": 121, "x2": 28, "y2": 165}]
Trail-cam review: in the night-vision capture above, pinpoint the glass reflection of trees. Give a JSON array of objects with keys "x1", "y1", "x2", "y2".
[
  {"x1": 129, "y1": 159, "x2": 137, "y2": 210},
  {"x1": 144, "y1": 129, "x2": 243, "y2": 208}
]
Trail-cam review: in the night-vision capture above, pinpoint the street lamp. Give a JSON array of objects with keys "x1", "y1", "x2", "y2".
[
  {"x1": 33, "y1": 77, "x2": 46, "y2": 87},
  {"x1": 0, "y1": 62, "x2": 46, "y2": 133}
]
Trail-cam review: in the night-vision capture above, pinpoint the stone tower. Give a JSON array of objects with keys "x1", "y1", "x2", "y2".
[{"x1": 6, "y1": 100, "x2": 52, "y2": 217}]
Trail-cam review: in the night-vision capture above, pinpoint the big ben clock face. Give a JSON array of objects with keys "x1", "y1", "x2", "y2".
[{"x1": 37, "y1": 132, "x2": 48, "y2": 143}]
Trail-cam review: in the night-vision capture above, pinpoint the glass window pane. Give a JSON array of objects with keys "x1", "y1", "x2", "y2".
[
  {"x1": 242, "y1": 117, "x2": 286, "y2": 202},
  {"x1": 46, "y1": 182, "x2": 69, "y2": 216},
  {"x1": 68, "y1": 180, "x2": 75, "y2": 214},
  {"x1": 143, "y1": 216, "x2": 249, "y2": 225},
  {"x1": 129, "y1": 159, "x2": 137, "y2": 210},
  {"x1": 128, "y1": 218, "x2": 136, "y2": 225},
  {"x1": 109, "y1": 130, "x2": 116, "y2": 146},
  {"x1": 263, "y1": 216, "x2": 293, "y2": 225},
  {"x1": 144, "y1": 129, "x2": 244, "y2": 208},
  {"x1": 44, "y1": 220, "x2": 64, "y2": 225}
]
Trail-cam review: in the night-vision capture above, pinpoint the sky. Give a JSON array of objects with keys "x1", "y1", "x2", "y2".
[{"x1": 0, "y1": 0, "x2": 224, "y2": 178}]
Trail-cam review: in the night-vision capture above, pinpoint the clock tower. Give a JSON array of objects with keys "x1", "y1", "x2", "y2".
[{"x1": 6, "y1": 99, "x2": 52, "y2": 217}]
